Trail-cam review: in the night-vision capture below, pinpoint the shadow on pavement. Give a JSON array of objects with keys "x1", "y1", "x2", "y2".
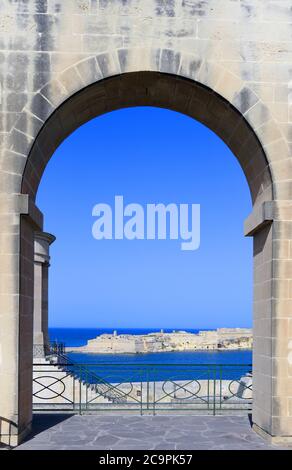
[{"x1": 22, "y1": 413, "x2": 74, "y2": 442}]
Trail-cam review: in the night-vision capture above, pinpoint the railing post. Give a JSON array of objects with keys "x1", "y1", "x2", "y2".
[
  {"x1": 219, "y1": 365, "x2": 222, "y2": 411},
  {"x1": 207, "y1": 367, "x2": 210, "y2": 412},
  {"x1": 73, "y1": 372, "x2": 75, "y2": 412},
  {"x1": 140, "y1": 368, "x2": 143, "y2": 416},
  {"x1": 146, "y1": 367, "x2": 149, "y2": 411},
  {"x1": 79, "y1": 365, "x2": 82, "y2": 415},
  {"x1": 86, "y1": 366, "x2": 88, "y2": 412},
  {"x1": 153, "y1": 373, "x2": 156, "y2": 416},
  {"x1": 213, "y1": 367, "x2": 216, "y2": 416}
]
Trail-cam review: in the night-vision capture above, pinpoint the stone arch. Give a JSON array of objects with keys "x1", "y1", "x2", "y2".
[
  {"x1": 20, "y1": 68, "x2": 275, "y2": 206},
  {"x1": 4, "y1": 47, "x2": 287, "y2": 204},
  {"x1": 1, "y1": 48, "x2": 292, "y2": 447},
  {"x1": 25, "y1": 81, "x2": 270, "y2": 205}
]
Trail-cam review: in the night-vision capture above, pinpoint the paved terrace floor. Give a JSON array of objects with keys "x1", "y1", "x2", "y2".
[{"x1": 15, "y1": 414, "x2": 290, "y2": 450}]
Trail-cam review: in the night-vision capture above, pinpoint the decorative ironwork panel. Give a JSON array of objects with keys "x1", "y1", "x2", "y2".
[{"x1": 33, "y1": 362, "x2": 252, "y2": 415}]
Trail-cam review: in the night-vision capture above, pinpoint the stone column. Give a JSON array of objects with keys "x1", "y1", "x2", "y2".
[
  {"x1": 33, "y1": 232, "x2": 55, "y2": 358},
  {"x1": 0, "y1": 195, "x2": 43, "y2": 446},
  {"x1": 245, "y1": 201, "x2": 292, "y2": 445}
]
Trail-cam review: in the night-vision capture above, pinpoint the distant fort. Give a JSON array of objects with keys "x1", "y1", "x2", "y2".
[{"x1": 67, "y1": 328, "x2": 253, "y2": 354}]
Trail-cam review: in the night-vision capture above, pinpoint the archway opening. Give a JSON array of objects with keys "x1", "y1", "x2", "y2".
[
  {"x1": 19, "y1": 72, "x2": 273, "y2": 433},
  {"x1": 37, "y1": 106, "x2": 253, "y2": 336}
]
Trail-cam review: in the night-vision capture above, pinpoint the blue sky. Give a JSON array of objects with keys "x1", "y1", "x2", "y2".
[{"x1": 37, "y1": 107, "x2": 253, "y2": 329}]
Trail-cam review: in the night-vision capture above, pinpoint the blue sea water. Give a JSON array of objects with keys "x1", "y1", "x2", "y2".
[{"x1": 49, "y1": 328, "x2": 252, "y2": 381}]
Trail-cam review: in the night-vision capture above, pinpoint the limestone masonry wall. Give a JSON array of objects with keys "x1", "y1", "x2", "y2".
[{"x1": 1, "y1": 0, "x2": 292, "y2": 445}]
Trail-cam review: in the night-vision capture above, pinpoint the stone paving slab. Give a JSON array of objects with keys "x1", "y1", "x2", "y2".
[{"x1": 15, "y1": 414, "x2": 290, "y2": 450}]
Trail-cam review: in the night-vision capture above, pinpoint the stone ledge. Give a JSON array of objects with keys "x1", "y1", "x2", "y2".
[
  {"x1": 0, "y1": 194, "x2": 43, "y2": 230},
  {"x1": 244, "y1": 201, "x2": 273, "y2": 236},
  {"x1": 245, "y1": 200, "x2": 292, "y2": 237}
]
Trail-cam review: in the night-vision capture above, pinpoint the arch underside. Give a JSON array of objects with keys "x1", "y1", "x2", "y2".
[{"x1": 21, "y1": 72, "x2": 272, "y2": 206}]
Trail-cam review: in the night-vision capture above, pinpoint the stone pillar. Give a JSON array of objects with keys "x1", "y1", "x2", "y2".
[
  {"x1": 0, "y1": 194, "x2": 43, "y2": 446},
  {"x1": 33, "y1": 232, "x2": 55, "y2": 358},
  {"x1": 245, "y1": 201, "x2": 292, "y2": 445}
]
